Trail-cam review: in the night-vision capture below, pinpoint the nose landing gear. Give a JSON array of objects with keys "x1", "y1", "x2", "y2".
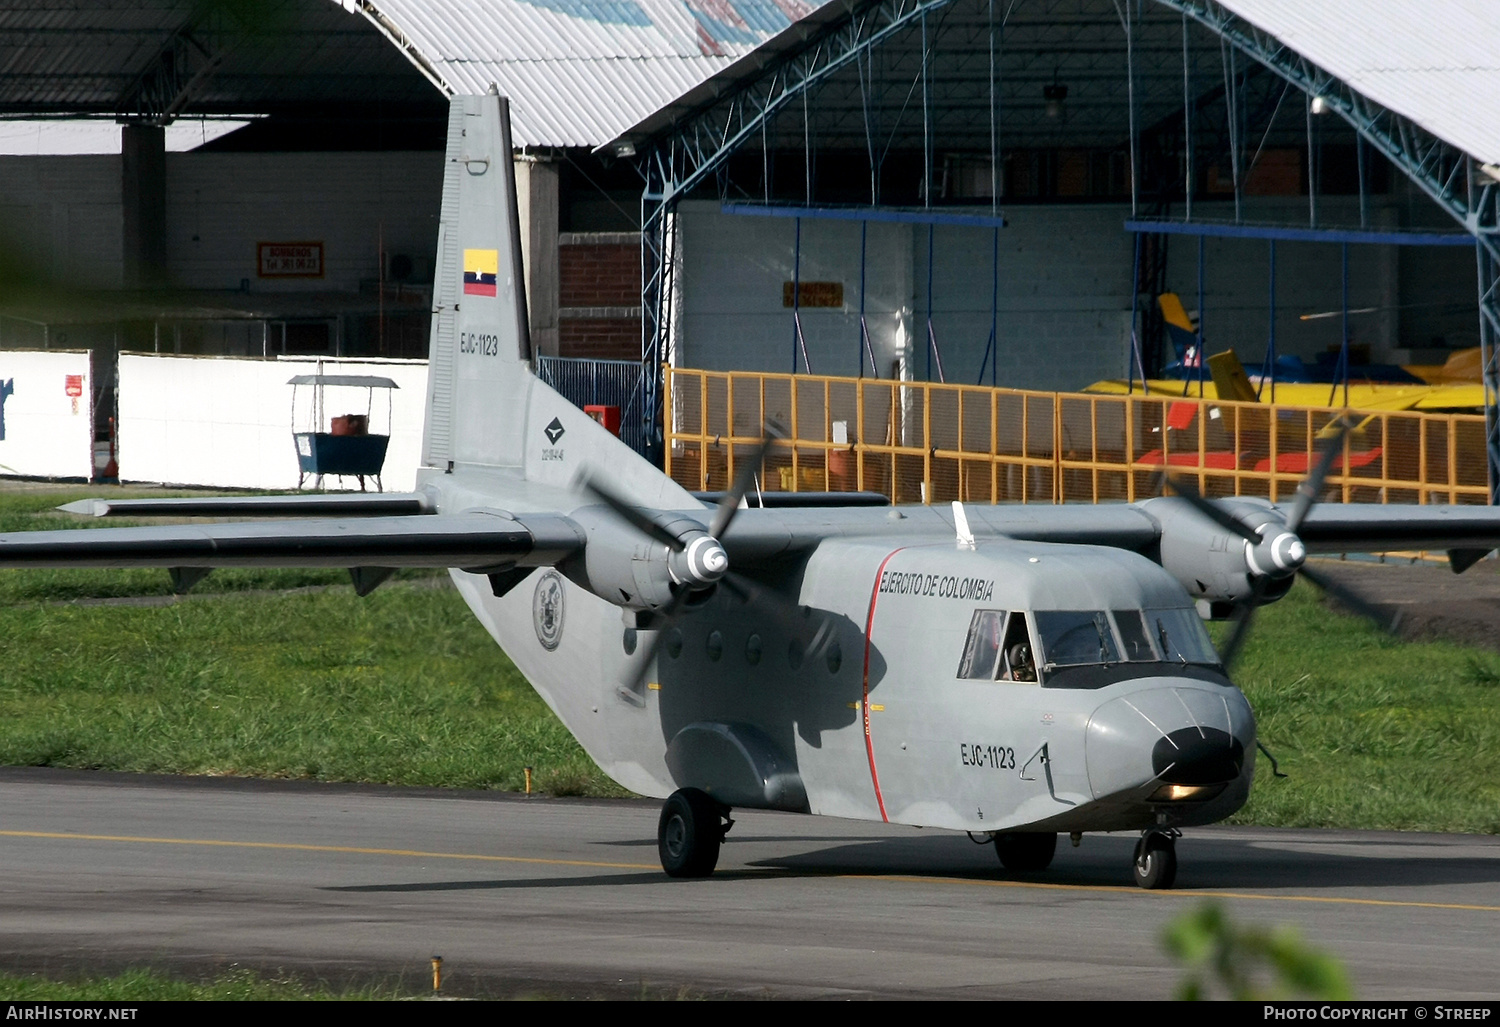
[
  {"x1": 1132, "y1": 829, "x2": 1179, "y2": 889},
  {"x1": 658, "y1": 788, "x2": 733, "y2": 878}
]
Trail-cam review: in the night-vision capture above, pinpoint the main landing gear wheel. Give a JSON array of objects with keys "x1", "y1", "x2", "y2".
[
  {"x1": 658, "y1": 788, "x2": 729, "y2": 878},
  {"x1": 994, "y1": 832, "x2": 1057, "y2": 873},
  {"x1": 1132, "y1": 831, "x2": 1178, "y2": 890}
]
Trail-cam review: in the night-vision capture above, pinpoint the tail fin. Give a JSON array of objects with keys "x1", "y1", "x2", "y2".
[
  {"x1": 420, "y1": 93, "x2": 692, "y2": 508},
  {"x1": 1207, "y1": 349, "x2": 1259, "y2": 403},
  {"x1": 1158, "y1": 292, "x2": 1200, "y2": 365},
  {"x1": 422, "y1": 91, "x2": 531, "y2": 471}
]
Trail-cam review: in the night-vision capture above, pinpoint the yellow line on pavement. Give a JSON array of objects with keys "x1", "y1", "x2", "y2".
[
  {"x1": 864, "y1": 874, "x2": 1500, "y2": 912},
  {"x1": 6, "y1": 829, "x2": 1497, "y2": 912},
  {"x1": 0, "y1": 829, "x2": 658, "y2": 871}
]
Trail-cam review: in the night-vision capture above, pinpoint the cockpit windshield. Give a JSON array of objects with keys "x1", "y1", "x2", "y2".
[
  {"x1": 956, "y1": 606, "x2": 1221, "y2": 687},
  {"x1": 1034, "y1": 608, "x2": 1220, "y2": 673},
  {"x1": 1034, "y1": 611, "x2": 1120, "y2": 667}
]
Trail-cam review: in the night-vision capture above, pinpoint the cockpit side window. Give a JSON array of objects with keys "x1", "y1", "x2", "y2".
[
  {"x1": 999, "y1": 612, "x2": 1037, "y2": 682},
  {"x1": 956, "y1": 610, "x2": 1006, "y2": 680}
]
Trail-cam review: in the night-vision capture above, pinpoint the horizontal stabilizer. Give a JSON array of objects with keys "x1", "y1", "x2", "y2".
[{"x1": 58, "y1": 493, "x2": 434, "y2": 519}]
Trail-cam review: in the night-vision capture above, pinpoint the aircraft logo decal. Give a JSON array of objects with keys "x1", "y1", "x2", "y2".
[
  {"x1": 0, "y1": 378, "x2": 12, "y2": 441},
  {"x1": 532, "y1": 570, "x2": 565, "y2": 651},
  {"x1": 544, "y1": 418, "x2": 565, "y2": 444},
  {"x1": 463, "y1": 248, "x2": 498, "y2": 297}
]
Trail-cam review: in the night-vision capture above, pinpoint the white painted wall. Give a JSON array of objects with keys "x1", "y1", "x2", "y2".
[
  {"x1": 117, "y1": 354, "x2": 429, "y2": 491},
  {"x1": 0, "y1": 350, "x2": 95, "y2": 479}
]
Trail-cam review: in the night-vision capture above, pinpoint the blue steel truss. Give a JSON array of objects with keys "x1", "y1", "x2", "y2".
[
  {"x1": 636, "y1": 0, "x2": 1500, "y2": 495},
  {"x1": 637, "y1": 0, "x2": 955, "y2": 464},
  {"x1": 1155, "y1": 0, "x2": 1500, "y2": 500}
]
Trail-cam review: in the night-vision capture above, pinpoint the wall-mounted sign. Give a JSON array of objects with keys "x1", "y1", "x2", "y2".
[
  {"x1": 257, "y1": 242, "x2": 325, "y2": 278},
  {"x1": 782, "y1": 281, "x2": 844, "y2": 308},
  {"x1": 64, "y1": 373, "x2": 83, "y2": 414}
]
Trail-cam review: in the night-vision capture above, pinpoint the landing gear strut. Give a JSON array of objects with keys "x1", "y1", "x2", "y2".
[
  {"x1": 657, "y1": 788, "x2": 732, "y2": 878},
  {"x1": 1132, "y1": 829, "x2": 1179, "y2": 889},
  {"x1": 993, "y1": 831, "x2": 1057, "y2": 873}
]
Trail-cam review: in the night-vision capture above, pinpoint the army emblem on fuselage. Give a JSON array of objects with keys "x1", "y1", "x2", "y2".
[
  {"x1": 544, "y1": 417, "x2": 565, "y2": 444},
  {"x1": 532, "y1": 570, "x2": 565, "y2": 651}
]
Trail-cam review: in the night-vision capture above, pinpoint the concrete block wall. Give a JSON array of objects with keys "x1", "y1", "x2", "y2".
[
  {"x1": 166, "y1": 152, "x2": 441, "y2": 293},
  {"x1": 558, "y1": 232, "x2": 640, "y2": 360},
  {"x1": 0, "y1": 151, "x2": 442, "y2": 296},
  {"x1": 1158, "y1": 198, "x2": 1404, "y2": 367},
  {"x1": 0, "y1": 155, "x2": 124, "y2": 288},
  {"x1": 677, "y1": 200, "x2": 1131, "y2": 391}
]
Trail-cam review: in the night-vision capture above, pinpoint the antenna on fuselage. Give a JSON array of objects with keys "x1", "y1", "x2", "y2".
[{"x1": 952, "y1": 501, "x2": 975, "y2": 548}]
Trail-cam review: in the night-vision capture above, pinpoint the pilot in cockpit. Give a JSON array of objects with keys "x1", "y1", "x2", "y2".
[{"x1": 1007, "y1": 642, "x2": 1037, "y2": 682}]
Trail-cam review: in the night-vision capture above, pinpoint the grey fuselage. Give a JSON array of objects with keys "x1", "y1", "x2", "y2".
[{"x1": 427, "y1": 466, "x2": 1254, "y2": 836}]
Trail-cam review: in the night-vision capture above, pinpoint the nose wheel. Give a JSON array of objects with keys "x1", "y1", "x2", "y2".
[
  {"x1": 658, "y1": 788, "x2": 732, "y2": 878},
  {"x1": 1132, "y1": 829, "x2": 1179, "y2": 889}
]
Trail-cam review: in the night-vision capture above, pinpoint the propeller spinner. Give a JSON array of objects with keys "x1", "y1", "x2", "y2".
[{"x1": 1162, "y1": 417, "x2": 1397, "y2": 669}]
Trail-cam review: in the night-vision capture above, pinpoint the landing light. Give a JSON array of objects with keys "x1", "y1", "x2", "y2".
[{"x1": 1149, "y1": 782, "x2": 1227, "y2": 803}]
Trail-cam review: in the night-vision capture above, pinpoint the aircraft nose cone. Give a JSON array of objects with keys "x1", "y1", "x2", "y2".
[
  {"x1": 1152, "y1": 726, "x2": 1245, "y2": 783},
  {"x1": 1085, "y1": 685, "x2": 1255, "y2": 800}
]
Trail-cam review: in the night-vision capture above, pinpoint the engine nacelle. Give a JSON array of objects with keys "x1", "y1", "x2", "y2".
[
  {"x1": 564, "y1": 511, "x2": 725, "y2": 613},
  {"x1": 1142, "y1": 496, "x2": 1304, "y2": 604}
]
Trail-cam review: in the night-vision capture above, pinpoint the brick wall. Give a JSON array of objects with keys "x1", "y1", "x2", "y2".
[
  {"x1": 558, "y1": 231, "x2": 640, "y2": 360},
  {"x1": 559, "y1": 318, "x2": 640, "y2": 360}
]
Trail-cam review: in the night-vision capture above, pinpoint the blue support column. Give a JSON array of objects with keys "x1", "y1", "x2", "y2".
[{"x1": 792, "y1": 216, "x2": 802, "y2": 374}]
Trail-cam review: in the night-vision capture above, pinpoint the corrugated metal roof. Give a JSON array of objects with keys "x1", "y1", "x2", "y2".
[
  {"x1": 361, "y1": 0, "x2": 827, "y2": 148},
  {"x1": 1220, "y1": 0, "x2": 1500, "y2": 165}
]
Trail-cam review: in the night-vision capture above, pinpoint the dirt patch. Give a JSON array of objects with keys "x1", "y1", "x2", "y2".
[{"x1": 1308, "y1": 557, "x2": 1500, "y2": 652}]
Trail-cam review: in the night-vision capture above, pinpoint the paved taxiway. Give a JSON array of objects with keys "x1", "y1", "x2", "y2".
[{"x1": 0, "y1": 768, "x2": 1497, "y2": 999}]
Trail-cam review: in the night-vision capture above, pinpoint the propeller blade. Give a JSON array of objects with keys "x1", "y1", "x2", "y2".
[
  {"x1": 1160, "y1": 472, "x2": 1263, "y2": 546},
  {"x1": 1216, "y1": 601, "x2": 1257, "y2": 672},
  {"x1": 1298, "y1": 564, "x2": 1404, "y2": 636},
  {"x1": 724, "y1": 569, "x2": 836, "y2": 659},
  {"x1": 581, "y1": 475, "x2": 685, "y2": 552},
  {"x1": 710, "y1": 421, "x2": 787, "y2": 540},
  {"x1": 1286, "y1": 417, "x2": 1351, "y2": 534},
  {"x1": 618, "y1": 588, "x2": 692, "y2": 704}
]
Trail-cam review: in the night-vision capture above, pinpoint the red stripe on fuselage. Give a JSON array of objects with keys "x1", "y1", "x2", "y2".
[{"x1": 861, "y1": 547, "x2": 904, "y2": 822}]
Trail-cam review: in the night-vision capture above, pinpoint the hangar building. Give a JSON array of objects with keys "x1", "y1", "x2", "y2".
[{"x1": 1, "y1": 0, "x2": 1497, "y2": 486}]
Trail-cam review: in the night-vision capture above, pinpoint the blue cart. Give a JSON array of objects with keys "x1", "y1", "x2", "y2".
[{"x1": 289, "y1": 374, "x2": 398, "y2": 492}]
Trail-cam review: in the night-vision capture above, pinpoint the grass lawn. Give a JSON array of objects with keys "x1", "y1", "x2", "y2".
[{"x1": 3, "y1": 486, "x2": 1500, "y2": 831}]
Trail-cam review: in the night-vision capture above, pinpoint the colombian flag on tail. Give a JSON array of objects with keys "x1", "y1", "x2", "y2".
[{"x1": 463, "y1": 248, "x2": 498, "y2": 296}]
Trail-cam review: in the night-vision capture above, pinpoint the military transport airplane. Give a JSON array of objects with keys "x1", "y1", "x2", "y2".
[{"x1": 7, "y1": 93, "x2": 1500, "y2": 890}]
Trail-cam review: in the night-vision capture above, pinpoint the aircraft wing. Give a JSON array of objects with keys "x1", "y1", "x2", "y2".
[
  {"x1": 0, "y1": 512, "x2": 583, "y2": 572},
  {"x1": 1297, "y1": 504, "x2": 1500, "y2": 553}
]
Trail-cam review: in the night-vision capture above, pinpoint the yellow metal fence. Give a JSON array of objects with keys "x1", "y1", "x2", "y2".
[{"x1": 664, "y1": 367, "x2": 1491, "y2": 506}]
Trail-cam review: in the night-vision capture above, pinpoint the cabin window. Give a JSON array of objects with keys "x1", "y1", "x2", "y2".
[
  {"x1": 1036, "y1": 610, "x2": 1121, "y2": 668},
  {"x1": 957, "y1": 610, "x2": 1005, "y2": 679}
]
